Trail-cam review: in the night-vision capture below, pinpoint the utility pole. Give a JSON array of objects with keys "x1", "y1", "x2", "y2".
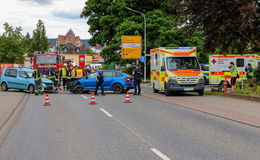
[{"x1": 126, "y1": 7, "x2": 147, "y2": 82}]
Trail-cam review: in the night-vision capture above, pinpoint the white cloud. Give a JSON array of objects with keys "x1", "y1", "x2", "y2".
[{"x1": 0, "y1": 0, "x2": 91, "y2": 39}]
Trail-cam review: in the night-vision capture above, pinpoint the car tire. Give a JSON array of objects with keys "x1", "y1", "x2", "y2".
[
  {"x1": 112, "y1": 84, "x2": 124, "y2": 94},
  {"x1": 74, "y1": 85, "x2": 83, "y2": 94},
  {"x1": 1, "y1": 82, "x2": 8, "y2": 91},
  {"x1": 28, "y1": 84, "x2": 35, "y2": 94},
  {"x1": 198, "y1": 90, "x2": 204, "y2": 96},
  {"x1": 164, "y1": 83, "x2": 171, "y2": 96},
  {"x1": 153, "y1": 83, "x2": 159, "y2": 93}
]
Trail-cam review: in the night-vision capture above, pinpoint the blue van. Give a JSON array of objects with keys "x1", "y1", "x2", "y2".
[{"x1": 0, "y1": 67, "x2": 55, "y2": 93}]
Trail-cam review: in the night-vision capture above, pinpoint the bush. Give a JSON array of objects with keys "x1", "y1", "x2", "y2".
[
  {"x1": 122, "y1": 66, "x2": 135, "y2": 75},
  {"x1": 254, "y1": 65, "x2": 260, "y2": 82}
]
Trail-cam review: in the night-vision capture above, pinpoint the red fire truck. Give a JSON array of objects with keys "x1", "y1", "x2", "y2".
[{"x1": 32, "y1": 52, "x2": 65, "y2": 75}]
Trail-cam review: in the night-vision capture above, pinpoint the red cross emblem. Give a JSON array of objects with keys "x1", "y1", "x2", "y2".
[{"x1": 211, "y1": 59, "x2": 217, "y2": 64}]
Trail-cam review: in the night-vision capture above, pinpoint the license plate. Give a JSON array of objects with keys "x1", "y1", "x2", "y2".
[{"x1": 184, "y1": 87, "x2": 194, "y2": 91}]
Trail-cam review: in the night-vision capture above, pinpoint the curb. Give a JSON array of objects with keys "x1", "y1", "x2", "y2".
[
  {"x1": 0, "y1": 93, "x2": 28, "y2": 146},
  {"x1": 223, "y1": 93, "x2": 260, "y2": 102}
]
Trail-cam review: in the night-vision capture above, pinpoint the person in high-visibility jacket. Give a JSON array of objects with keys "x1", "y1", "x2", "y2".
[
  {"x1": 71, "y1": 66, "x2": 77, "y2": 77},
  {"x1": 229, "y1": 62, "x2": 239, "y2": 91},
  {"x1": 60, "y1": 67, "x2": 67, "y2": 90},
  {"x1": 47, "y1": 69, "x2": 55, "y2": 83},
  {"x1": 32, "y1": 68, "x2": 43, "y2": 95},
  {"x1": 47, "y1": 69, "x2": 57, "y2": 91},
  {"x1": 245, "y1": 63, "x2": 254, "y2": 79},
  {"x1": 54, "y1": 70, "x2": 60, "y2": 88},
  {"x1": 66, "y1": 67, "x2": 72, "y2": 91},
  {"x1": 76, "y1": 66, "x2": 83, "y2": 77}
]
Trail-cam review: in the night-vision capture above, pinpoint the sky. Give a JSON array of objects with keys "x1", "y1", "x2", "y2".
[{"x1": 0, "y1": 0, "x2": 91, "y2": 39}]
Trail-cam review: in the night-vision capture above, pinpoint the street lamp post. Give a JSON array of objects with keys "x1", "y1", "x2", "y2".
[{"x1": 126, "y1": 7, "x2": 147, "y2": 82}]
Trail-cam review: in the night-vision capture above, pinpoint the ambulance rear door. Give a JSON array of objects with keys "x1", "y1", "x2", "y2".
[
  {"x1": 150, "y1": 51, "x2": 161, "y2": 90},
  {"x1": 209, "y1": 55, "x2": 225, "y2": 85}
]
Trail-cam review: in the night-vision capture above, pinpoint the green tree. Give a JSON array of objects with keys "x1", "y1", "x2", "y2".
[
  {"x1": 30, "y1": 19, "x2": 49, "y2": 54},
  {"x1": 81, "y1": 0, "x2": 204, "y2": 64},
  {"x1": 0, "y1": 36, "x2": 25, "y2": 63},
  {"x1": 0, "y1": 23, "x2": 26, "y2": 63},
  {"x1": 2, "y1": 23, "x2": 23, "y2": 40},
  {"x1": 86, "y1": 48, "x2": 97, "y2": 55},
  {"x1": 182, "y1": 0, "x2": 260, "y2": 54},
  {"x1": 254, "y1": 65, "x2": 260, "y2": 83}
]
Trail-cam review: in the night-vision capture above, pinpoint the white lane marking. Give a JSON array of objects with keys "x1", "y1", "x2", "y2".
[
  {"x1": 100, "y1": 108, "x2": 113, "y2": 117},
  {"x1": 151, "y1": 148, "x2": 171, "y2": 160},
  {"x1": 81, "y1": 95, "x2": 88, "y2": 99}
]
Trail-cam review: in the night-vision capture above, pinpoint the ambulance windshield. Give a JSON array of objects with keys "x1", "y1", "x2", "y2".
[{"x1": 167, "y1": 57, "x2": 200, "y2": 70}]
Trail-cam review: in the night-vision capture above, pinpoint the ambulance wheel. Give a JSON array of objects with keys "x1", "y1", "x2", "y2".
[
  {"x1": 164, "y1": 84, "x2": 171, "y2": 96},
  {"x1": 198, "y1": 90, "x2": 204, "y2": 96},
  {"x1": 1, "y1": 82, "x2": 8, "y2": 91},
  {"x1": 153, "y1": 83, "x2": 159, "y2": 93}
]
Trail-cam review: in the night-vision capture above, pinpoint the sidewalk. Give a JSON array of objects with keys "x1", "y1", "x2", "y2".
[
  {"x1": 142, "y1": 85, "x2": 260, "y2": 128},
  {"x1": 0, "y1": 92, "x2": 25, "y2": 130}
]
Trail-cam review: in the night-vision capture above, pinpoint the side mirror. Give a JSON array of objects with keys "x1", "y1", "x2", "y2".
[{"x1": 161, "y1": 66, "x2": 166, "y2": 71}]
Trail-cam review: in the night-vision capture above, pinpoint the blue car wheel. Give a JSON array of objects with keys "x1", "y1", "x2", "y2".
[
  {"x1": 28, "y1": 84, "x2": 35, "y2": 93},
  {"x1": 112, "y1": 83, "x2": 124, "y2": 94},
  {"x1": 1, "y1": 82, "x2": 8, "y2": 91}
]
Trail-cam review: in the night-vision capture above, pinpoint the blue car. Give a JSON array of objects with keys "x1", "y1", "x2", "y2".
[
  {"x1": 70, "y1": 70, "x2": 134, "y2": 94},
  {"x1": 0, "y1": 67, "x2": 55, "y2": 93}
]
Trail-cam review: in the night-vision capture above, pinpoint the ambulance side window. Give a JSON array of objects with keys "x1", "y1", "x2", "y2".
[
  {"x1": 236, "y1": 58, "x2": 244, "y2": 67},
  {"x1": 161, "y1": 58, "x2": 166, "y2": 71},
  {"x1": 155, "y1": 54, "x2": 158, "y2": 65}
]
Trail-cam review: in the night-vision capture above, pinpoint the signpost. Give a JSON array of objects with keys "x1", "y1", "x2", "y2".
[{"x1": 121, "y1": 36, "x2": 142, "y2": 59}]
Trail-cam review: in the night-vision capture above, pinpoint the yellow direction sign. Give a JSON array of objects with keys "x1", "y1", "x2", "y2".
[{"x1": 121, "y1": 36, "x2": 142, "y2": 59}]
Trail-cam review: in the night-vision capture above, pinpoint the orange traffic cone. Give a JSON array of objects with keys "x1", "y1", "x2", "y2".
[
  {"x1": 89, "y1": 92, "x2": 97, "y2": 105},
  {"x1": 43, "y1": 93, "x2": 51, "y2": 106},
  {"x1": 124, "y1": 92, "x2": 132, "y2": 103}
]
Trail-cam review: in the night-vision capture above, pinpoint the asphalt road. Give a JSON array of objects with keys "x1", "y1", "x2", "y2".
[{"x1": 1, "y1": 90, "x2": 260, "y2": 160}]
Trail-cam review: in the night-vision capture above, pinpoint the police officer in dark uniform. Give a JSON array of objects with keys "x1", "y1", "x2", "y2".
[
  {"x1": 95, "y1": 68, "x2": 105, "y2": 96},
  {"x1": 32, "y1": 67, "x2": 43, "y2": 95},
  {"x1": 132, "y1": 64, "x2": 142, "y2": 95}
]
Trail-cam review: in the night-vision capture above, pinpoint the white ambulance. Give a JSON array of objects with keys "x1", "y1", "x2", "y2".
[
  {"x1": 151, "y1": 47, "x2": 205, "y2": 96},
  {"x1": 209, "y1": 55, "x2": 260, "y2": 85}
]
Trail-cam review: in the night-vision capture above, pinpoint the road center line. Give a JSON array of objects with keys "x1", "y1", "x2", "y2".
[
  {"x1": 81, "y1": 95, "x2": 88, "y2": 99},
  {"x1": 151, "y1": 148, "x2": 171, "y2": 160},
  {"x1": 100, "y1": 108, "x2": 113, "y2": 117}
]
